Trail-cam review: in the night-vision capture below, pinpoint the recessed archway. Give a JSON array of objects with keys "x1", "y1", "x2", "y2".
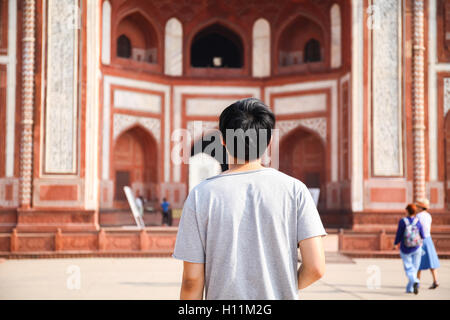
[
  {"x1": 279, "y1": 126, "x2": 326, "y2": 210},
  {"x1": 112, "y1": 126, "x2": 158, "y2": 208},
  {"x1": 277, "y1": 14, "x2": 327, "y2": 71},
  {"x1": 190, "y1": 23, "x2": 244, "y2": 68},
  {"x1": 115, "y1": 11, "x2": 158, "y2": 64}
]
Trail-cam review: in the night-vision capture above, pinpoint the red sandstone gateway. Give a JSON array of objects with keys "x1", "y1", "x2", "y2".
[{"x1": 0, "y1": 0, "x2": 449, "y2": 258}]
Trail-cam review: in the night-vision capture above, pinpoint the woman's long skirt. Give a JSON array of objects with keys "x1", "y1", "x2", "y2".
[{"x1": 419, "y1": 236, "x2": 440, "y2": 270}]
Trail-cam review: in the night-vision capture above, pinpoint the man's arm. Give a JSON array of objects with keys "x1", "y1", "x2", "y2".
[
  {"x1": 180, "y1": 261, "x2": 205, "y2": 300},
  {"x1": 297, "y1": 236, "x2": 325, "y2": 290}
]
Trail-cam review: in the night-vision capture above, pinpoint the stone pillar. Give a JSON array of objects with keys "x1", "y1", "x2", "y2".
[
  {"x1": 19, "y1": 0, "x2": 36, "y2": 208},
  {"x1": 412, "y1": 0, "x2": 427, "y2": 201}
]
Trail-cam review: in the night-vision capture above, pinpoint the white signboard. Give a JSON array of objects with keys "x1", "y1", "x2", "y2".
[
  {"x1": 123, "y1": 186, "x2": 145, "y2": 229},
  {"x1": 308, "y1": 188, "x2": 320, "y2": 207}
]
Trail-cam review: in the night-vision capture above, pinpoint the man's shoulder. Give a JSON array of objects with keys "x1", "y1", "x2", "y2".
[{"x1": 194, "y1": 168, "x2": 306, "y2": 195}]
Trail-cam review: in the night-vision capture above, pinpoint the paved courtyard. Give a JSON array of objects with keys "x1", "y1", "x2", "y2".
[{"x1": 0, "y1": 255, "x2": 448, "y2": 300}]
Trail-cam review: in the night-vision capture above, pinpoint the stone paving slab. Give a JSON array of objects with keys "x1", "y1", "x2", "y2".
[{"x1": 0, "y1": 256, "x2": 448, "y2": 300}]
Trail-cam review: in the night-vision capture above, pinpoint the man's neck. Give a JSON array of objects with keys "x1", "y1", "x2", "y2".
[{"x1": 226, "y1": 160, "x2": 264, "y2": 174}]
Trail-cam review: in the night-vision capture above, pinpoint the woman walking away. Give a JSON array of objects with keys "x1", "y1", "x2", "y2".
[
  {"x1": 393, "y1": 204, "x2": 425, "y2": 295},
  {"x1": 416, "y1": 198, "x2": 440, "y2": 289}
]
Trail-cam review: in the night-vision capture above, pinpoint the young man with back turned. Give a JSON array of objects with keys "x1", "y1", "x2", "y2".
[{"x1": 173, "y1": 98, "x2": 327, "y2": 300}]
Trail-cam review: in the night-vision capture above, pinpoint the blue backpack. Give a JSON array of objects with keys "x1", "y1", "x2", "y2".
[{"x1": 403, "y1": 217, "x2": 422, "y2": 248}]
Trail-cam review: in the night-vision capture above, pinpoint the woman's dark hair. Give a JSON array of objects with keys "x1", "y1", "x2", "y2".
[
  {"x1": 219, "y1": 98, "x2": 275, "y2": 162},
  {"x1": 405, "y1": 204, "x2": 417, "y2": 216}
]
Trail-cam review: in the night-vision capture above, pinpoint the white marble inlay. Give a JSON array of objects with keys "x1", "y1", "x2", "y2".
[
  {"x1": 101, "y1": 1, "x2": 111, "y2": 65},
  {"x1": 351, "y1": 0, "x2": 364, "y2": 211},
  {"x1": 114, "y1": 89, "x2": 161, "y2": 113},
  {"x1": 186, "y1": 98, "x2": 236, "y2": 116},
  {"x1": 277, "y1": 117, "x2": 327, "y2": 143},
  {"x1": 252, "y1": 18, "x2": 271, "y2": 78},
  {"x1": 274, "y1": 93, "x2": 327, "y2": 115},
  {"x1": 330, "y1": 4, "x2": 342, "y2": 69},
  {"x1": 5, "y1": 0, "x2": 17, "y2": 177},
  {"x1": 113, "y1": 114, "x2": 161, "y2": 142},
  {"x1": 372, "y1": 0, "x2": 403, "y2": 176},
  {"x1": 44, "y1": 0, "x2": 79, "y2": 174},
  {"x1": 164, "y1": 18, "x2": 183, "y2": 76}
]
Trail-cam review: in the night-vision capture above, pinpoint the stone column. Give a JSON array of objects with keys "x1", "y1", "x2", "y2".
[
  {"x1": 412, "y1": 0, "x2": 426, "y2": 201},
  {"x1": 19, "y1": 0, "x2": 36, "y2": 208}
]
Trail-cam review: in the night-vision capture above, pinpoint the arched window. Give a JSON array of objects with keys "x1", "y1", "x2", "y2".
[
  {"x1": 115, "y1": 12, "x2": 158, "y2": 64},
  {"x1": 304, "y1": 39, "x2": 321, "y2": 63},
  {"x1": 191, "y1": 24, "x2": 243, "y2": 68},
  {"x1": 117, "y1": 34, "x2": 132, "y2": 58},
  {"x1": 278, "y1": 15, "x2": 325, "y2": 70}
]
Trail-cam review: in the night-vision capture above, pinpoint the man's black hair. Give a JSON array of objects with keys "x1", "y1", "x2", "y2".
[{"x1": 219, "y1": 98, "x2": 275, "y2": 162}]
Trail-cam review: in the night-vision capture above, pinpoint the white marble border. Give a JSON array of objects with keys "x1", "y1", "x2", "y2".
[
  {"x1": 340, "y1": 72, "x2": 351, "y2": 182},
  {"x1": 351, "y1": 0, "x2": 364, "y2": 211},
  {"x1": 85, "y1": 0, "x2": 101, "y2": 210},
  {"x1": 428, "y1": 0, "x2": 438, "y2": 181},
  {"x1": 103, "y1": 75, "x2": 171, "y2": 182},
  {"x1": 4, "y1": 0, "x2": 17, "y2": 178},
  {"x1": 44, "y1": 0, "x2": 79, "y2": 174},
  {"x1": 265, "y1": 79, "x2": 338, "y2": 182},
  {"x1": 173, "y1": 85, "x2": 261, "y2": 182}
]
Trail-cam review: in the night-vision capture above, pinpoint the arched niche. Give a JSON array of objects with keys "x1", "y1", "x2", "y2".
[
  {"x1": 164, "y1": 17, "x2": 183, "y2": 76},
  {"x1": 112, "y1": 126, "x2": 158, "y2": 208},
  {"x1": 114, "y1": 11, "x2": 159, "y2": 65},
  {"x1": 252, "y1": 18, "x2": 271, "y2": 78},
  {"x1": 277, "y1": 14, "x2": 327, "y2": 74},
  {"x1": 191, "y1": 23, "x2": 243, "y2": 68},
  {"x1": 279, "y1": 126, "x2": 327, "y2": 210},
  {"x1": 187, "y1": 21, "x2": 247, "y2": 76},
  {"x1": 330, "y1": 3, "x2": 342, "y2": 69}
]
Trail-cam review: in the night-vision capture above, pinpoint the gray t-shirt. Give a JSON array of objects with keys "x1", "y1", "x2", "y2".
[{"x1": 173, "y1": 167, "x2": 327, "y2": 300}]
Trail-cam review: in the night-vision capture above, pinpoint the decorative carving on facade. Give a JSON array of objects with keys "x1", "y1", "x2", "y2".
[
  {"x1": 372, "y1": 0, "x2": 403, "y2": 176},
  {"x1": 187, "y1": 121, "x2": 218, "y2": 142},
  {"x1": 19, "y1": 0, "x2": 36, "y2": 207},
  {"x1": 113, "y1": 114, "x2": 161, "y2": 143},
  {"x1": 277, "y1": 117, "x2": 327, "y2": 143},
  {"x1": 412, "y1": 0, "x2": 427, "y2": 200},
  {"x1": 44, "y1": 0, "x2": 79, "y2": 173}
]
